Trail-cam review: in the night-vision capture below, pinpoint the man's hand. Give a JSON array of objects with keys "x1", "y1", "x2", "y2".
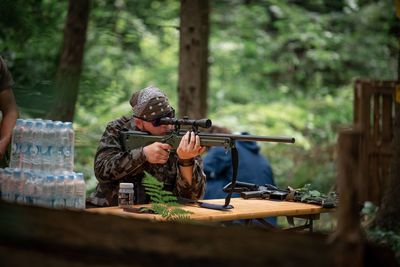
[
  {"x1": 177, "y1": 131, "x2": 206, "y2": 160},
  {"x1": 143, "y1": 142, "x2": 171, "y2": 164}
]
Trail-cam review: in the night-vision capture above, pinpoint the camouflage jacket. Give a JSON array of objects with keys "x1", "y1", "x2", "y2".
[{"x1": 87, "y1": 115, "x2": 206, "y2": 207}]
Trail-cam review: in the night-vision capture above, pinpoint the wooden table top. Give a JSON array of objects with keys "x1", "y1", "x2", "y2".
[{"x1": 87, "y1": 198, "x2": 333, "y2": 222}]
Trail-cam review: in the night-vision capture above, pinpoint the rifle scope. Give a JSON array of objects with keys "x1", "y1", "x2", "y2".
[{"x1": 158, "y1": 117, "x2": 212, "y2": 128}]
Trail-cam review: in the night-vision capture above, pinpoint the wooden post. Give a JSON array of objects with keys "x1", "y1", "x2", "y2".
[{"x1": 331, "y1": 129, "x2": 364, "y2": 267}]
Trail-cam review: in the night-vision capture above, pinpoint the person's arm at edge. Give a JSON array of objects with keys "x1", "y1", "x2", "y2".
[{"x1": 0, "y1": 89, "x2": 18, "y2": 159}]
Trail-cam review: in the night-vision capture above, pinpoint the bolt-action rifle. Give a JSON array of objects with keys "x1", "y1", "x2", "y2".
[{"x1": 120, "y1": 117, "x2": 295, "y2": 210}]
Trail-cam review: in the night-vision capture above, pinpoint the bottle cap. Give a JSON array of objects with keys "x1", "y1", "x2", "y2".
[
  {"x1": 64, "y1": 122, "x2": 73, "y2": 129},
  {"x1": 120, "y1": 183, "x2": 134, "y2": 189},
  {"x1": 76, "y1": 173, "x2": 84, "y2": 180}
]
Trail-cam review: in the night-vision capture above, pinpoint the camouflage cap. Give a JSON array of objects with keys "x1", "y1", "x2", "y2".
[{"x1": 130, "y1": 86, "x2": 174, "y2": 121}]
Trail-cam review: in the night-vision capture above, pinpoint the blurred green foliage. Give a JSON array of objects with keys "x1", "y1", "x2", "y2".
[
  {"x1": 368, "y1": 228, "x2": 400, "y2": 262},
  {"x1": 0, "y1": 0, "x2": 397, "y2": 195},
  {"x1": 361, "y1": 202, "x2": 400, "y2": 261}
]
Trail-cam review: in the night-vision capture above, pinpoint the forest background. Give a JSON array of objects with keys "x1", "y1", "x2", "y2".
[{"x1": 0, "y1": 0, "x2": 397, "y2": 198}]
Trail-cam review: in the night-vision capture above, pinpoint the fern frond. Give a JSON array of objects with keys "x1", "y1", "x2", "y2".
[
  {"x1": 162, "y1": 196, "x2": 178, "y2": 204},
  {"x1": 142, "y1": 171, "x2": 193, "y2": 222},
  {"x1": 170, "y1": 214, "x2": 191, "y2": 222}
]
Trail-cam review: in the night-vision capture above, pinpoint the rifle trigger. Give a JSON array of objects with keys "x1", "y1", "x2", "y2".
[{"x1": 161, "y1": 134, "x2": 174, "y2": 143}]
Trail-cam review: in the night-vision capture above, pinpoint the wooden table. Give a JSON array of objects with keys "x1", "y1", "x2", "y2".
[{"x1": 87, "y1": 198, "x2": 333, "y2": 231}]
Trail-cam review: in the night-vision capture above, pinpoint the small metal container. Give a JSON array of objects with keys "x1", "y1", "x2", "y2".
[{"x1": 118, "y1": 183, "x2": 134, "y2": 208}]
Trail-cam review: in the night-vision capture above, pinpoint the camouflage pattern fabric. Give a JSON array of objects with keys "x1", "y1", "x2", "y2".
[{"x1": 87, "y1": 115, "x2": 206, "y2": 207}]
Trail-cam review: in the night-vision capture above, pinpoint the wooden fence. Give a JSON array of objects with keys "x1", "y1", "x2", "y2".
[
  {"x1": 332, "y1": 80, "x2": 397, "y2": 266},
  {"x1": 352, "y1": 79, "x2": 396, "y2": 204}
]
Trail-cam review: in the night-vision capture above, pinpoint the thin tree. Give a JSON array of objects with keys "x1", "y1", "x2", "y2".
[
  {"x1": 178, "y1": 0, "x2": 209, "y2": 119},
  {"x1": 49, "y1": 0, "x2": 90, "y2": 122}
]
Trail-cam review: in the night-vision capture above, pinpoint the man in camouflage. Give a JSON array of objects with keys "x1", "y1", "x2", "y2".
[{"x1": 87, "y1": 86, "x2": 206, "y2": 207}]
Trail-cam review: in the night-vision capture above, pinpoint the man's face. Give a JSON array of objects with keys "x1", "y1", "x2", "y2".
[{"x1": 134, "y1": 118, "x2": 173, "y2": 135}]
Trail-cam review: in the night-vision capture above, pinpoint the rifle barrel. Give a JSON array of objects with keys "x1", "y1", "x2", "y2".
[{"x1": 198, "y1": 133, "x2": 295, "y2": 144}]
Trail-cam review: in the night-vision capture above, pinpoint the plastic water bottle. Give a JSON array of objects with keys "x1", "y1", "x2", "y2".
[
  {"x1": 43, "y1": 175, "x2": 56, "y2": 208},
  {"x1": 53, "y1": 175, "x2": 65, "y2": 208},
  {"x1": 33, "y1": 173, "x2": 44, "y2": 206},
  {"x1": 62, "y1": 122, "x2": 75, "y2": 172},
  {"x1": 54, "y1": 121, "x2": 64, "y2": 173},
  {"x1": 42, "y1": 121, "x2": 54, "y2": 173},
  {"x1": 21, "y1": 120, "x2": 34, "y2": 170},
  {"x1": 64, "y1": 173, "x2": 76, "y2": 208},
  {"x1": 23, "y1": 170, "x2": 34, "y2": 205},
  {"x1": 74, "y1": 172, "x2": 86, "y2": 209},
  {"x1": 13, "y1": 169, "x2": 25, "y2": 203},
  {"x1": 37, "y1": 121, "x2": 47, "y2": 173},
  {"x1": 1, "y1": 168, "x2": 12, "y2": 201},
  {"x1": 10, "y1": 119, "x2": 25, "y2": 168},
  {"x1": 8, "y1": 168, "x2": 18, "y2": 202},
  {"x1": 31, "y1": 120, "x2": 45, "y2": 171}
]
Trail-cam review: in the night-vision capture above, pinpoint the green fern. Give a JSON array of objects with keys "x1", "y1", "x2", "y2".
[{"x1": 142, "y1": 172, "x2": 192, "y2": 221}]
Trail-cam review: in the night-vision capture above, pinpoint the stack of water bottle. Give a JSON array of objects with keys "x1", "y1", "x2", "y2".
[{"x1": 0, "y1": 118, "x2": 86, "y2": 209}]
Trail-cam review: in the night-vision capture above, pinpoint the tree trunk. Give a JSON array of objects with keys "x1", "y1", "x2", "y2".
[
  {"x1": 374, "y1": 2, "x2": 400, "y2": 231},
  {"x1": 178, "y1": 0, "x2": 209, "y2": 119},
  {"x1": 49, "y1": 0, "x2": 90, "y2": 122}
]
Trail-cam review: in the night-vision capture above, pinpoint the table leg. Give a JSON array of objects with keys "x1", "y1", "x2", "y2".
[{"x1": 284, "y1": 214, "x2": 319, "y2": 232}]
